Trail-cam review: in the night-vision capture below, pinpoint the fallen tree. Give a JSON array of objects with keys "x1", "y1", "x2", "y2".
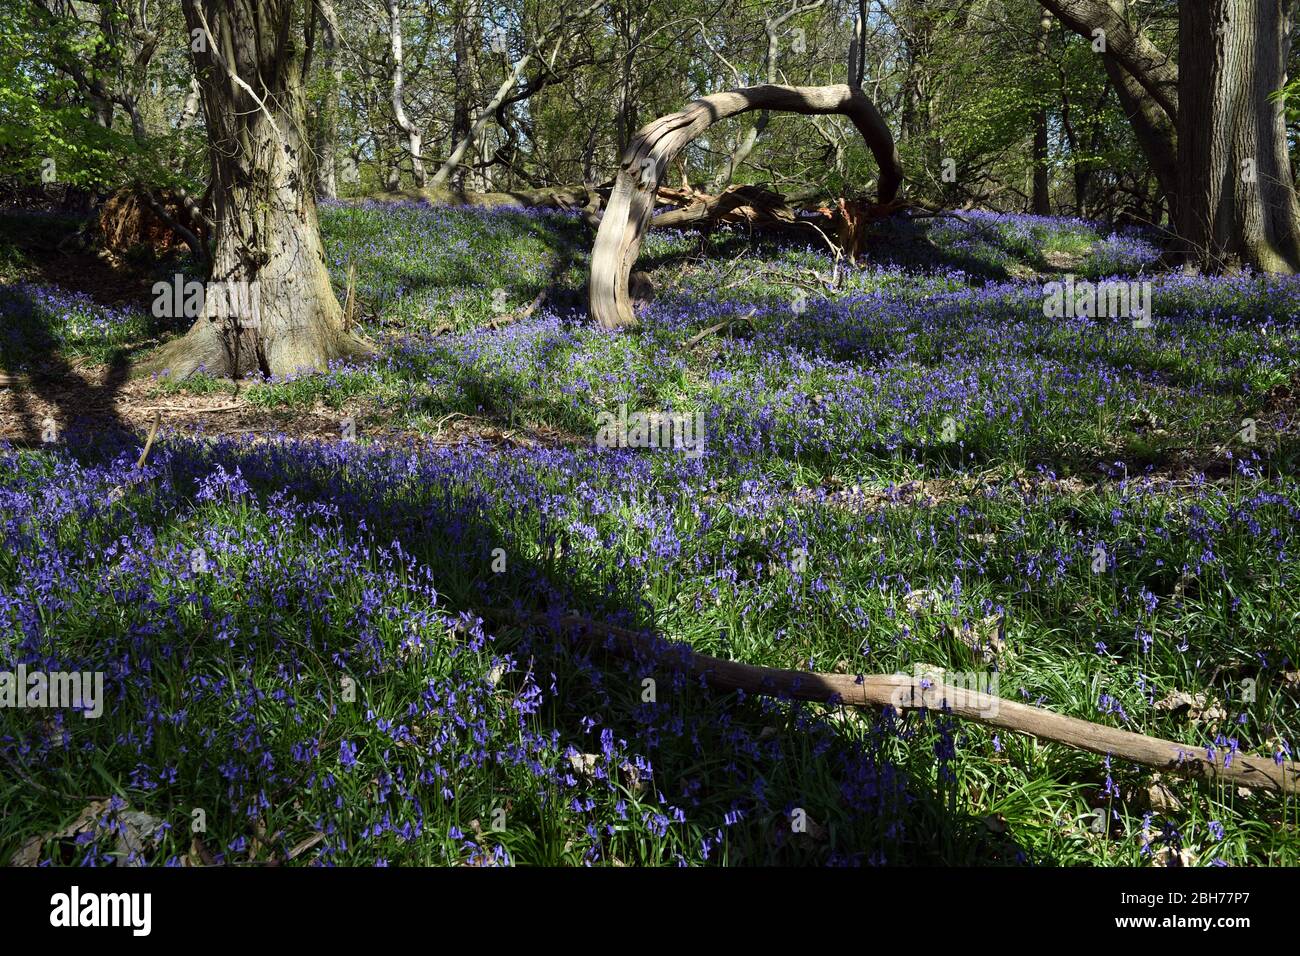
[
  {"x1": 494, "y1": 608, "x2": 1299, "y2": 796},
  {"x1": 589, "y1": 83, "x2": 903, "y2": 330}
]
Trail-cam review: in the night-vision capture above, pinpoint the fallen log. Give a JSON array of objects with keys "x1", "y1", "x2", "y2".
[
  {"x1": 650, "y1": 184, "x2": 798, "y2": 230},
  {"x1": 590, "y1": 83, "x2": 903, "y2": 330},
  {"x1": 493, "y1": 608, "x2": 1299, "y2": 795}
]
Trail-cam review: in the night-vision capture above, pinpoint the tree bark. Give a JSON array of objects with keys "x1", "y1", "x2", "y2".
[
  {"x1": 498, "y1": 608, "x2": 1300, "y2": 795},
  {"x1": 144, "y1": 0, "x2": 372, "y2": 380},
  {"x1": 384, "y1": 129, "x2": 403, "y2": 191},
  {"x1": 449, "y1": 0, "x2": 482, "y2": 190},
  {"x1": 590, "y1": 84, "x2": 903, "y2": 329},
  {"x1": 1177, "y1": 0, "x2": 1300, "y2": 272}
]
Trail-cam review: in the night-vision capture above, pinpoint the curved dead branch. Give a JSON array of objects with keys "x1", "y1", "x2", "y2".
[{"x1": 589, "y1": 83, "x2": 903, "y2": 330}]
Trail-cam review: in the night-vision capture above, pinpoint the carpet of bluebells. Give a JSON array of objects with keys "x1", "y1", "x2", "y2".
[{"x1": 2, "y1": 201, "x2": 1299, "y2": 865}]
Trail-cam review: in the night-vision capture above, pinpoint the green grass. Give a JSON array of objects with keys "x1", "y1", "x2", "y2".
[{"x1": 2, "y1": 203, "x2": 1298, "y2": 866}]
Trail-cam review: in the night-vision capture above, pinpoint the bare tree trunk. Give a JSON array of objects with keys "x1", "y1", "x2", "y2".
[
  {"x1": 432, "y1": 0, "x2": 604, "y2": 188},
  {"x1": 144, "y1": 0, "x2": 372, "y2": 380},
  {"x1": 1065, "y1": 78, "x2": 1110, "y2": 218},
  {"x1": 590, "y1": 84, "x2": 903, "y2": 329},
  {"x1": 450, "y1": 0, "x2": 482, "y2": 190},
  {"x1": 614, "y1": 3, "x2": 639, "y2": 157},
  {"x1": 1031, "y1": 9, "x2": 1052, "y2": 216},
  {"x1": 1177, "y1": 0, "x2": 1300, "y2": 272},
  {"x1": 315, "y1": 0, "x2": 342, "y2": 199},
  {"x1": 384, "y1": 129, "x2": 403, "y2": 191},
  {"x1": 387, "y1": 0, "x2": 425, "y2": 187}
]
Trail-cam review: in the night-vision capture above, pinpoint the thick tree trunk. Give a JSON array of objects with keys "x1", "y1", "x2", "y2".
[
  {"x1": 144, "y1": 0, "x2": 371, "y2": 381},
  {"x1": 1177, "y1": 0, "x2": 1300, "y2": 272},
  {"x1": 590, "y1": 84, "x2": 903, "y2": 329}
]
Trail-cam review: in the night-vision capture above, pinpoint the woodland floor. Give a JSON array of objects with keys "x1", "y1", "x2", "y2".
[{"x1": 2, "y1": 202, "x2": 1299, "y2": 866}]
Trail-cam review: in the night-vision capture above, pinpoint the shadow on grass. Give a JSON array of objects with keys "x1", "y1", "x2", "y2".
[
  {"x1": 0, "y1": 285, "x2": 135, "y2": 447},
  {"x1": 1, "y1": 431, "x2": 1049, "y2": 865}
]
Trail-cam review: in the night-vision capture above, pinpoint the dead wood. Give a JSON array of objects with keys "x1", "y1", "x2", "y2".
[
  {"x1": 97, "y1": 187, "x2": 210, "y2": 262},
  {"x1": 492, "y1": 608, "x2": 1298, "y2": 795},
  {"x1": 589, "y1": 84, "x2": 902, "y2": 330}
]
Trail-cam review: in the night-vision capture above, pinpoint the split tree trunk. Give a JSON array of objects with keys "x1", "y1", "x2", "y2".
[
  {"x1": 1177, "y1": 0, "x2": 1300, "y2": 272},
  {"x1": 145, "y1": 0, "x2": 371, "y2": 380},
  {"x1": 589, "y1": 84, "x2": 903, "y2": 330},
  {"x1": 387, "y1": 0, "x2": 425, "y2": 188}
]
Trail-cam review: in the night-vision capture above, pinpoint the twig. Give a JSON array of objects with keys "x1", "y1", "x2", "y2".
[
  {"x1": 135, "y1": 411, "x2": 162, "y2": 468},
  {"x1": 138, "y1": 403, "x2": 245, "y2": 413},
  {"x1": 722, "y1": 266, "x2": 835, "y2": 292},
  {"x1": 488, "y1": 287, "x2": 548, "y2": 330},
  {"x1": 284, "y1": 832, "x2": 324, "y2": 863},
  {"x1": 0, "y1": 747, "x2": 109, "y2": 804},
  {"x1": 682, "y1": 308, "x2": 757, "y2": 350}
]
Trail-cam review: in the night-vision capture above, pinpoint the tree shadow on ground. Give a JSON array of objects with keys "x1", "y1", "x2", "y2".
[
  {"x1": 4, "y1": 430, "x2": 1054, "y2": 865},
  {"x1": 0, "y1": 286, "x2": 135, "y2": 447}
]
